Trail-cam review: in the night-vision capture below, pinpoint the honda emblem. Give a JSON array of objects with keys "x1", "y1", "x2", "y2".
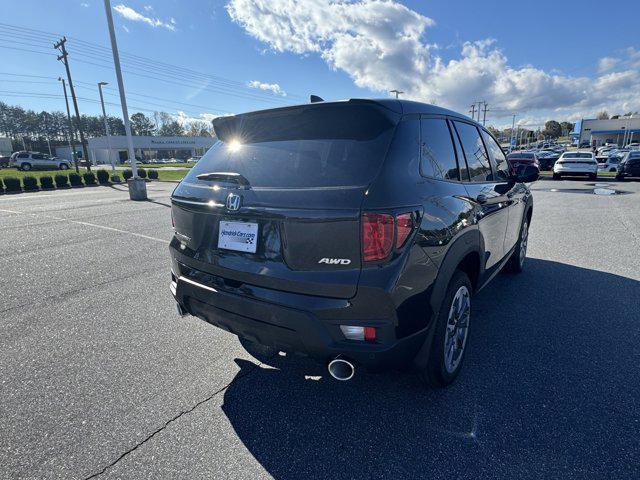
[{"x1": 226, "y1": 193, "x2": 242, "y2": 211}]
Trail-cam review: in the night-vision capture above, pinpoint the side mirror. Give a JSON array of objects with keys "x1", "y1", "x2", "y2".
[{"x1": 513, "y1": 164, "x2": 539, "y2": 183}]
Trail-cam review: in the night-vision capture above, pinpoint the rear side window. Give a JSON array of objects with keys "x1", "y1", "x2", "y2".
[
  {"x1": 17, "y1": 153, "x2": 29, "y2": 158},
  {"x1": 32, "y1": 153, "x2": 45, "y2": 159},
  {"x1": 482, "y1": 130, "x2": 509, "y2": 181},
  {"x1": 187, "y1": 104, "x2": 396, "y2": 189},
  {"x1": 453, "y1": 121, "x2": 493, "y2": 182},
  {"x1": 420, "y1": 118, "x2": 459, "y2": 180}
]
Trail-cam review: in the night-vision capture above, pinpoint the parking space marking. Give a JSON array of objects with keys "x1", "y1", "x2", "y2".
[{"x1": 0, "y1": 207, "x2": 170, "y2": 244}]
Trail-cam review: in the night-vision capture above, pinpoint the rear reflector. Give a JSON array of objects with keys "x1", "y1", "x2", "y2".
[
  {"x1": 396, "y1": 213, "x2": 413, "y2": 249},
  {"x1": 362, "y1": 212, "x2": 394, "y2": 261},
  {"x1": 364, "y1": 326, "x2": 376, "y2": 342}
]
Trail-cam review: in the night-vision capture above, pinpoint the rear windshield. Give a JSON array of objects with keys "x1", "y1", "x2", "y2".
[
  {"x1": 184, "y1": 104, "x2": 396, "y2": 189},
  {"x1": 563, "y1": 153, "x2": 593, "y2": 159}
]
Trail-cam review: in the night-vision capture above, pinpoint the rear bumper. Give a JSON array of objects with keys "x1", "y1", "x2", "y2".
[{"x1": 170, "y1": 266, "x2": 428, "y2": 371}]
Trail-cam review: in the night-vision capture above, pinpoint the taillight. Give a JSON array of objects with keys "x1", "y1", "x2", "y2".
[
  {"x1": 362, "y1": 213, "x2": 394, "y2": 261},
  {"x1": 396, "y1": 213, "x2": 413, "y2": 248}
]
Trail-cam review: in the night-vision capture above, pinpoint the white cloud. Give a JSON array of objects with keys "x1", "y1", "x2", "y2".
[
  {"x1": 80, "y1": 2, "x2": 90, "y2": 7},
  {"x1": 247, "y1": 80, "x2": 286, "y2": 96},
  {"x1": 113, "y1": 4, "x2": 176, "y2": 31},
  {"x1": 598, "y1": 57, "x2": 620, "y2": 73},
  {"x1": 226, "y1": 0, "x2": 640, "y2": 121}
]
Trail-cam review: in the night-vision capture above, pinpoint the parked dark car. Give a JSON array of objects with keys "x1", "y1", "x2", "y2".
[
  {"x1": 507, "y1": 151, "x2": 541, "y2": 170},
  {"x1": 169, "y1": 99, "x2": 538, "y2": 387},
  {"x1": 0, "y1": 156, "x2": 10, "y2": 168},
  {"x1": 616, "y1": 151, "x2": 640, "y2": 180}
]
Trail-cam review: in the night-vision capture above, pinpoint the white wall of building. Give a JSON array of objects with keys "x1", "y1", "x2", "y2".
[{"x1": 579, "y1": 118, "x2": 640, "y2": 146}]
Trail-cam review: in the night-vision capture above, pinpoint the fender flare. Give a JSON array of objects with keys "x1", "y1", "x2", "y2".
[{"x1": 413, "y1": 229, "x2": 481, "y2": 370}]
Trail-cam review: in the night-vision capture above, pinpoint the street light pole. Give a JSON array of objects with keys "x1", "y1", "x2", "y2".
[
  {"x1": 58, "y1": 77, "x2": 79, "y2": 173},
  {"x1": 98, "y1": 81, "x2": 117, "y2": 180},
  {"x1": 102, "y1": 0, "x2": 146, "y2": 200}
]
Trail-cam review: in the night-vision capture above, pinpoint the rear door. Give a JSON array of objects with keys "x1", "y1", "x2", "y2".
[
  {"x1": 451, "y1": 120, "x2": 510, "y2": 270},
  {"x1": 171, "y1": 102, "x2": 399, "y2": 298}
]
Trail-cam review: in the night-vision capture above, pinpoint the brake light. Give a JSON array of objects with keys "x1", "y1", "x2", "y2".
[
  {"x1": 364, "y1": 326, "x2": 377, "y2": 342},
  {"x1": 362, "y1": 213, "x2": 394, "y2": 261},
  {"x1": 396, "y1": 213, "x2": 413, "y2": 248}
]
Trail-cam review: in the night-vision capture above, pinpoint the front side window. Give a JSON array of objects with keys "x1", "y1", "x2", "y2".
[
  {"x1": 482, "y1": 130, "x2": 510, "y2": 181},
  {"x1": 32, "y1": 153, "x2": 45, "y2": 160},
  {"x1": 453, "y1": 121, "x2": 493, "y2": 182},
  {"x1": 420, "y1": 118, "x2": 459, "y2": 181},
  {"x1": 17, "y1": 153, "x2": 29, "y2": 158}
]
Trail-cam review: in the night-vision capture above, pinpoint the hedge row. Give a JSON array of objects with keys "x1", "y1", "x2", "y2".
[{"x1": 0, "y1": 170, "x2": 160, "y2": 194}]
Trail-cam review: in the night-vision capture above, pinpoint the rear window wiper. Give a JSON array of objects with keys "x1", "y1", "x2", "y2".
[{"x1": 196, "y1": 172, "x2": 251, "y2": 188}]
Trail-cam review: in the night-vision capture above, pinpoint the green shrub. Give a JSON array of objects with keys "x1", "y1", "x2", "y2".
[
  {"x1": 137, "y1": 168, "x2": 147, "y2": 179},
  {"x1": 69, "y1": 172, "x2": 83, "y2": 187},
  {"x1": 96, "y1": 169, "x2": 110, "y2": 184},
  {"x1": 40, "y1": 176, "x2": 54, "y2": 189},
  {"x1": 22, "y1": 176, "x2": 38, "y2": 191},
  {"x1": 83, "y1": 172, "x2": 97, "y2": 185},
  {"x1": 0, "y1": 178, "x2": 4, "y2": 193},
  {"x1": 148, "y1": 169, "x2": 158, "y2": 180},
  {"x1": 55, "y1": 174, "x2": 70, "y2": 188},
  {"x1": 122, "y1": 169, "x2": 133, "y2": 181},
  {"x1": 4, "y1": 177, "x2": 21, "y2": 192}
]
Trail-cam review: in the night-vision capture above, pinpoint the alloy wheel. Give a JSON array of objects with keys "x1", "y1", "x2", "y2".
[{"x1": 443, "y1": 286, "x2": 471, "y2": 373}]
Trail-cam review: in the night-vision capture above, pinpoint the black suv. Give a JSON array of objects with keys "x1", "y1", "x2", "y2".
[
  {"x1": 616, "y1": 151, "x2": 640, "y2": 180},
  {"x1": 169, "y1": 99, "x2": 538, "y2": 386}
]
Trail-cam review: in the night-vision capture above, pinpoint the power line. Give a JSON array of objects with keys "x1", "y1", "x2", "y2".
[{"x1": 0, "y1": 22, "x2": 307, "y2": 102}]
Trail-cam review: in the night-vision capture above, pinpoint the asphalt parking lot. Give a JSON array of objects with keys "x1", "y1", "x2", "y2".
[{"x1": 1, "y1": 178, "x2": 639, "y2": 480}]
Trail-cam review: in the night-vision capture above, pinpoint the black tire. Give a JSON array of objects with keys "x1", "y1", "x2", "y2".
[
  {"x1": 616, "y1": 175, "x2": 624, "y2": 181},
  {"x1": 59, "y1": 163, "x2": 69, "y2": 170},
  {"x1": 21, "y1": 163, "x2": 31, "y2": 171},
  {"x1": 420, "y1": 270, "x2": 472, "y2": 388},
  {"x1": 552, "y1": 173, "x2": 560, "y2": 180},
  {"x1": 589, "y1": 173, "x2": 597, "y2": 180},
  {"x1": 503, "y1": 217, "x2": 529, "y2": 274}
]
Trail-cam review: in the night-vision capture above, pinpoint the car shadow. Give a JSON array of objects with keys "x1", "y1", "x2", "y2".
[{"x1": 220, "y1": 259, "x2": 639, "y2": 479}]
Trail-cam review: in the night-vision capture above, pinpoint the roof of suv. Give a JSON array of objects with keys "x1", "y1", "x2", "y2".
[{"x1": 220, "y1": 98, "x2": 474, "y2": 124}]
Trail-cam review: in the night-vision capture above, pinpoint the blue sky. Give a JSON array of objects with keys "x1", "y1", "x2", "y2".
[{"x1": 2, "y1": 0, "x2": 639, "y2": 129}]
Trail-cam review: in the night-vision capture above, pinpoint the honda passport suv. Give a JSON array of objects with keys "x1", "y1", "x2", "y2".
[{"x1": 169, "y1": 99, "x2": 538, "y2": 386}]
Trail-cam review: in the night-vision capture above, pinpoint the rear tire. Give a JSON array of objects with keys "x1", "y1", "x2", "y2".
[
  {"x1": 21, "y1": 163, "x2": 31, "y2": 171},
  {"x1": 420, "y1": 270, "x2": 472, "y2": 388},
  {"x1": 504, "y1": 218, "x2": 529, "y2": 274},
  {"x1": 552, "y1": 173, "x2": 560, "y2": 180},
  {"x1": 59, "y1": 163, "x2": 69, "y2": 170}
]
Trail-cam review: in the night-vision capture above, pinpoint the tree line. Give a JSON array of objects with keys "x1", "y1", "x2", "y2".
[{"x1": 0, "y1": 101, "x2": 213, "y2": 154}]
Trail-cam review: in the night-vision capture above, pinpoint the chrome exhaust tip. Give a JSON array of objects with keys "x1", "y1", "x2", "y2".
[{"x1": 327, "y1": 358, "x2": 355, "y2": 381}]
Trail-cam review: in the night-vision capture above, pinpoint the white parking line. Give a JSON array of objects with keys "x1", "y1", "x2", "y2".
[{"x1": 0, "y1": 207, "x2": 170, "y2": 244}]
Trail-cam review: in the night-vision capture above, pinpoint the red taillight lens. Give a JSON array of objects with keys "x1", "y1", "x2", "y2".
[
  {"x1": 362, "y1": 212, "x2": 394, "y2": 261},
  {"x1": 364, "y1": 326, "x2": 376, "y2": 342},
  {"x1": 396, "y1": 213, "x2": 413, "y2": 248}
]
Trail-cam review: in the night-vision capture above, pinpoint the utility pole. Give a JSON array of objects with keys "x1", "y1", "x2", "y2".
[
  {"x1": 389, "y1": 89, "x2": 404, "y2": 99},
  {"x1": 58, "y1": 77, "x2": 79, "y2": 173},
  {"x1": 510, "y1": 114, "x2": 517, "y2": 151},
  {"x1": 103, "y1": 0, "x2": 146, "y2": 200},
  {"x1": 98, "y1": 81, "x2": 117, "y2": 180},
  {"x1": 481, "y1": 101, "x2": 488, "y2": 126},
  {"x1": 469, "y1": 104, "x2": 477, "y2": 121},
  {"x1": 54, "y1": 37, "x2": 90, "y2": 172}
]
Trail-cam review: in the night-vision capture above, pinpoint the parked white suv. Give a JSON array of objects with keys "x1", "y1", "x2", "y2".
[
  {"x1": 9, "y1": 152, "x2": 71, "y2": 171},
  {"x1": 553, "y1": 151, "x2": 598, "y2": 180}
]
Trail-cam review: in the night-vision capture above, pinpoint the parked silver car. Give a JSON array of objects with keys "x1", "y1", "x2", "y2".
[{"x1": 9, "y1": 152, "x2": 71, "y2": 171}]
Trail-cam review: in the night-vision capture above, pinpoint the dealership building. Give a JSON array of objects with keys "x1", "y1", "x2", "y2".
[
  {"x1": 573, "y1": 117, "x2": 640, "y2": 147},
  {"x1": 55, "y1": 135, "x2": 216, "y2": 163}
]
